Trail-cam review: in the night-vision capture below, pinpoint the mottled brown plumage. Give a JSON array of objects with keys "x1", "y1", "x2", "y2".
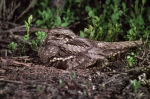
[{"x1": 38, "y1": 28, "x2": 142, "y2": 70}]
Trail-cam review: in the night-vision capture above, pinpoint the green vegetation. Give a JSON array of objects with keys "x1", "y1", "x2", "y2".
[
  {"x1": 8, "y1": 15, "x2": 46, "y2": 53},
  {"x1": 22, "y1": 15, "x2": 33, "y2": 53},
  {"x1": 59, "y1": 79, "x2": 64, "y2": 87},
  {"x1": 71, "y1": 71, "x2": 76, "y2": 78},
  {"x1": 127, "y1": 52, "x2": 136, "y2": 67},
  {"x1": 8, "y1": 42, "x2": 18, "y2": 51},
  {"x1": 130, "y1": 79, "x2": 141, "y2": 92},
  {"x1": 25, "y1": 15, "x2": 47, "y2": 51},
  {"x1": 80, "y1": 0, "x2": 149, "y2": 42},
  {"x1": 32, "y1": 0, "x2": 149, "y2": 43},
  {"x1": 30, "y1": 31, "x2": 47, "y2": 50},
  {"x1": 3, "y1": 0, "x2": 149, "y2": 42},
  {"x1": 35, "y1": 0, "x2": 78, "y2": 28},
  {"x1": 37, "y1": 85, "x2": 45, "y2": 93}
]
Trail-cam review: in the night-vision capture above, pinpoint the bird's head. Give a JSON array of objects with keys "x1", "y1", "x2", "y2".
[{"x1": 44, "y1": 28, "x2": 76, "y2": 45}]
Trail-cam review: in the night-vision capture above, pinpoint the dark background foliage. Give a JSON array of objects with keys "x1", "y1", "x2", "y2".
[{"x1": 0, "y1": 0, "x2": 150, "y2": 42}]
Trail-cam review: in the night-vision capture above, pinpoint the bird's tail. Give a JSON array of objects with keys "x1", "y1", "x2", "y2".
[{"x1": 97, "y1": 40, "x2": 142, "y2": 58}]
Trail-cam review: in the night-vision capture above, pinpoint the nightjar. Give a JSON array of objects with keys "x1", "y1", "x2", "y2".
[{"x1": 38, "y1": 28, "x2": 142, "y2": 70}]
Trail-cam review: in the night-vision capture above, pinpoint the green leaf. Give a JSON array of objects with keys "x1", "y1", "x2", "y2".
[
  {"x1": 36, "y1": 20, "x2": 45, "y2": 25},
  {"x1": 88, "y1": 11, "x2": 95, "y2": 17},
  {"x1": 44, "y1": 12, "x2": 50, "y2": 20},
  {"x1": 59, "y1": 79, "x2": 64, "y2": 87},
  {"x1": 85, "y1": 6, "x2": 92, "y2": 12},
  {"x1": 8, "y1": 42, "x2": 18, "y2": 51},
  {"x1": 111, "y1": 13, "x2": 118, "y2": 21},
  {"x1": 71, "y1": 71, "x2": 76, "y2": 78},
  {"x1": 40, "y1": 2, "x2": 45, "y2": 7},
  {"x1": 75, "y1": 0, "x2": 81, "y2": 3},
  {"x1": 37, "y1": 10, "x2": 42, "y2": 15},
  {"x1": 55, "y1": 17, "x2": 61, "y2": 26},
  {"x1": 80, "y1": 31, "x2": 85, "y2": 37},
  {"x1": 92, "y1": 18, "x2": 96, "y2": 25},
  {"x1": 106, "y1": 0, "x2": 111, "y2": 5},
  {"x1": 23, "y1": 34, "x2": 29, "y2": 42},
  {"x1": 24, "y1": 21, "x2": 28, "y2": 28},
  {"x1": 36, "y1": 31, "x2": 46, "y2": 39},
  {"x1": 28, "y1": 15, "x2": 33, "y2": 24},
  {"x1": 131, "y1": 80, "x2": 141, "y2": 92},
  {"x1": 24, "y1": 21, "x2": 29, "y2": 32},
  {"x1": 142, "y1": 0, "x2": 146, "y2": 5},
  {"x1": 122, "y1": 2, "x2": 126, "y2": 12},
  {"x1": 136, "y1": 15, "x2": 144, "y2": 25},
  {"x1": 61, "y1": 23, "x2": 68, "y2": 27}
]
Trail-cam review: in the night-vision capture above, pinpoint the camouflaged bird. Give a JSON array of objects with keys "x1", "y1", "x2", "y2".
[{"x1": 38, "y1": 28, "x2": 142, "y2": 70}]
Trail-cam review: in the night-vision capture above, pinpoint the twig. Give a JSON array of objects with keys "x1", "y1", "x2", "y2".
[
  {"x1": 0, "y1": 57, "x2": 31, "y2": 67},
  {"x1": 124, "y1": 65, "x2": 150, "y2": 73},
  {"x1": 0, "y1": 25, "x2": 49, "y2": 34},
  {"x1": 102, "y1": 73, "x2": 127, "y2": 85},
  {"x1": 0, "y1": 0, "x2": 6, "y2": 18},
  {"x1": 0, "y1": 79, "x2": 23, "y2": 84},
  {"x1": 16, "y1": 0, "x2": 37, "y2": 21},
  {"x1": 8, "y1": 30, "x2": 26, "y2": 44},
  {"x1": 7, "y1": 2, "x2": 21, "y2": 20}
]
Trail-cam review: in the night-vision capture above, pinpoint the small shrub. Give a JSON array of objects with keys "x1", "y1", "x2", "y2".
[
  {"x1": 130, "y1": 79, "x2": 141, "y2": 92},
  {"x1": 30, "y1": 31, "x2": 47, "y2": 50},
  {"x1": 127, "y1": 52, "x2": 136, "y2": 67},
  {"x1": 35, "y1": 0, "x2": 79, "y2": 28},
  {"x1": 80, "y1": 0, "x2": 150, "y2": 42},
  {"x1": 8, "y1": 42, "x2": 18, "y2": 51}
]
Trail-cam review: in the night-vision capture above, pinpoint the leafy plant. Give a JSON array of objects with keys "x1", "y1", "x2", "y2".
[
  {"x1": 130, "y1": 79, "x2": 141, "y2": 92},
  {"x1": 37, "y1": 85, "x2": 45, "y2": 93},
  {"x1": 80, "y1": 0, "x2": 149, "y2": 42},
  {"x1": 7, "y1": 0, "x2": 150, "y2": 55},
  {"x1": 8, "y1": 42, "x2": 18, "y2": 51},
  {"x1": 71, "y1": 71, "x2": 76, "y2": 78},
  {"x1": 80, "y1": 0, "x2": 124, "y2": 42},
  {"x1": 59, "y1": 79, "x2": 64, "y2": 87},
  {"x1": 127, "y1": 52, "x2": 136, "y2": 67},
  {"x1": 8, "y1": 15, "x2": 46, "y2": 54},
  {"x1": 36, "y1": 8, "x2": 55, "y2": 28},
  {"x1": 22, "y1": 15, "x2": 33, "y2": 53},
  {"x1": 126, "y1": 0, "x2": 147, "y2": 40},
  {"x1": 30, "y1": 31, "x2": 47, "y2": 50},
  {"x1": 35, "y1": 0, "x2": 78, "y2": 28},
  {"x1": 7, "y1": 15, "x2": 33, "y2": 53},
  {"x1": 23, "y1": 15, "x2": 47, "y2": 51}
]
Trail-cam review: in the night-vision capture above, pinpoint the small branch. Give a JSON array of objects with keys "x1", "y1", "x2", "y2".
[
  {"x1": 124, "y1": 65, "x2": 150, "y2": 73},
  {"x1": 0, "y1": 79, "x2": 23, "y2": 84},
  {"x1": 7, "y1": 2, "x2": 21, "y2": 20},
  {"x1": 0, "y1": 25, "x2": 49, "y2": 34},
  {"x1": 0, "y1": 57, "x2": 32, "y2": 67},
  {"x1": 0, "y1": 0, "x2": 5, "y2": 16},
  {"x1": 16, "y1": 0, "x2": 37, "y2": 21}
]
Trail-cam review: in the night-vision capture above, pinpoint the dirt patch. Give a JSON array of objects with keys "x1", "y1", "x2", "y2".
[{"x1": 0, "y1": 49, "x2": 150, "y2": 99}]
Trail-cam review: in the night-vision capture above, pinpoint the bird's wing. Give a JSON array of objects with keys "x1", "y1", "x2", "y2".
[{"x1": 60, "y1": 37, "x2": 93, "y2": 53}]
